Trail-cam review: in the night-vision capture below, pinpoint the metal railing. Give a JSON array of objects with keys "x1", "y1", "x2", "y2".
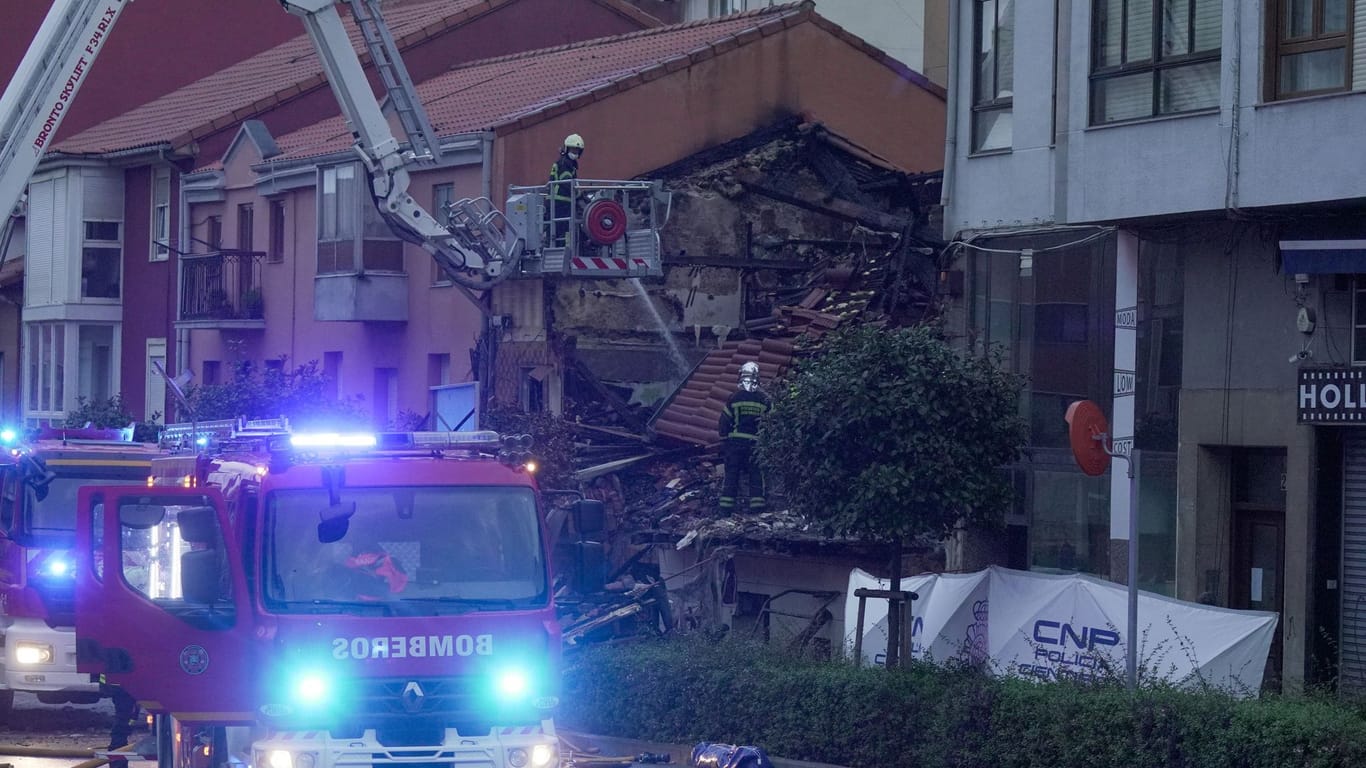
[{"x1": 180, "y1": 249, "x2": 265, "y2": 321}]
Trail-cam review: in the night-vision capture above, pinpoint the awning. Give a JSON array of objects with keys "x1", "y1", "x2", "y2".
[{"x1": 1280, "y1": 240, "x2": 1366, "y2": 274}]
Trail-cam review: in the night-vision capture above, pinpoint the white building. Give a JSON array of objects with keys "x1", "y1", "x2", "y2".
[{"x1": 942, "y1": 0, "x2": 1366, "y2": 693}]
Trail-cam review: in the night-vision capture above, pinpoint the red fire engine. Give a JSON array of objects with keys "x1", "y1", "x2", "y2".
[
  {"x1": 74, "y1": 419, "x2": 604, "y2": 768},
  {"x1": 0, "y1": 426, "x2": 165, "y2": 718}
]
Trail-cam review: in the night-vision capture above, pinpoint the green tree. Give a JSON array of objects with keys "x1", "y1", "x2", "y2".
[
  {"x1": 756, "y1": 324, "x2": 1028, "y2": 663},
  {"x1": 183, "y1": 359, "x2": 367, "y2": 429}
]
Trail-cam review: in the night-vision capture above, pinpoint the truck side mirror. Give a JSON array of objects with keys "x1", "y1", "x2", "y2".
[
  {"x1": 571, "y1": 499, "x2": 604, "y2": 538},
  {"x1": 573, "y1": 540, "x2": 606, "y2": 595}
]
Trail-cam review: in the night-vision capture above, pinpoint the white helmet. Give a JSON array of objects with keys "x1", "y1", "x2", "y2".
[
  {"x1": 739, "y1": 361, "x2": 760, "y2": 392},
  {"x1": 564, "y1": 134, "x2": 585, "y2": 153}
]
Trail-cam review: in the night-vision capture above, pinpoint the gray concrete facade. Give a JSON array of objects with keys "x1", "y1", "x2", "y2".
[{"x1": 942, "y1": 0, "x2": 1366, "y2": 691}]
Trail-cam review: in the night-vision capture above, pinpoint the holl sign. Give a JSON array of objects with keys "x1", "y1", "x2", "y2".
[{"x1": 1298, "y1": 368, "x2": 1366, "y2": 424}]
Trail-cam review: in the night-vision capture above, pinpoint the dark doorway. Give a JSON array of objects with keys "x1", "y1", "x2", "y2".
[{"x1": 1229, "y1": 448, "x2": 1286, "y2": 692}]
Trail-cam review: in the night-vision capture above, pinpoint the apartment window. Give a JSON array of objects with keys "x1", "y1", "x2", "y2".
[
  {"x1": 202, "y1": 360, "x2": 221, "y2": 386},
  {"x1": 1269, "y1": 0, "x2": 1353, "y2": 98},
  {"x1": 268, "y1": 199, "x2": 286, "y2": 263},
  {"x1": 25, "y1": 323, "x2": 64, "y2": 415},
  {"x1": 972, "y1": 0, "x2": 1015, "y2": 152},
  {"x1": 318, "y1": 164, "x2": 403, "y2": 274},
  {"x1": 206, "y1": 215, "x2": 223, "y2": 250},
  {"x1": 1353, "y1": 276, "x2": 1366, "y2": 364},
  {"x1": 82, "y1": 221, "x2": 121, "y2": 299},
  {"x1": 431, "y1": 184, "x2": 454, "y2": 285},
  {"x1": 323, "y1": 351, "x2": 342, "y2": 401},
  {"x1": 151, "y1": 168, "x2": 170, "y2": 262},
  {"x1": 1091, "y1": 0, "x2": 1221, "y2": 124},
  {"x1": 238, "y1": 204, "x2": 255, "y2": 250}
]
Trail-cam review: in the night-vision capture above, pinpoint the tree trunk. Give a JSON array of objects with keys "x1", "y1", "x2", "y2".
[{"x1": 886, "y1": 537, "x2": 903, "y2": 667}]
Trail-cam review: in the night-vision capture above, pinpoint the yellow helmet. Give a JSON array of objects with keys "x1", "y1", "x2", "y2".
[{"x1": 564, "y1": 134, "x2": 585, "y2": 151}]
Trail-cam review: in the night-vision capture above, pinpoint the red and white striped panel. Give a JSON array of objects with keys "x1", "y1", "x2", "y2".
[{"x1": 569, "y1": 256, "x2": 653, "y2": 275}]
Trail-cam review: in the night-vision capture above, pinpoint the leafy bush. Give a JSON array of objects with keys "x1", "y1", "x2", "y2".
[
  {"x1": 184, "y1": 359, "x2": 367, "y2": 429},
  {"x1": 562, "y1": 637, "x2": 1366, "y2": 768},
  {"x1": 64, "y1": 395, "x2": 162, "y2": 442}
]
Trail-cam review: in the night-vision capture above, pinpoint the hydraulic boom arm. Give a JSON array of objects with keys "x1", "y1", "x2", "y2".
[
  {"x1": 282, "y1": 0, "x2": 524, "y2": 289},
  {"x1": 0, "y1": 0, "x2": 523, "y2": 290}
]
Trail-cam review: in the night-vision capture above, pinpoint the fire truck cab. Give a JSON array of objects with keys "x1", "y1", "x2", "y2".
[
  {"x1": 0, "y1": 426, "x2": 163, "y2": 718},
  {"x1": 74, "y1": 419, "x2": 601, "y2": 768}
]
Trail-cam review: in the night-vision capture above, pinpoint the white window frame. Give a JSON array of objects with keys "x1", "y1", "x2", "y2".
[
  {"x1": 151, "y1": 168, "x2": 171, "y2": 262},
  {"x1": 971, "y1": 0, "x2": 1015, "y2": 152}
]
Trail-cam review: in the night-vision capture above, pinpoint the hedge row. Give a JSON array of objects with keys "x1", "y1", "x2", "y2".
[{"x1": 560, "y1": 637, "x2": 1366, "y2": 768}]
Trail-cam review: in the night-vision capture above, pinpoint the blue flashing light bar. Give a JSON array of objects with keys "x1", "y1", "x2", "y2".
[{"x1": 289, "y1": 433, "x2": 378, "y2": 449}]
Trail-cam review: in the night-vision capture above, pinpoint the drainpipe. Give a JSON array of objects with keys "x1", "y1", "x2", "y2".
[
  {"x1": 174, "y1": 154, "x2": 191, "y2": 416},
  {"x1": 940, "y1": 0, "x2": 961, "y2": 218}
]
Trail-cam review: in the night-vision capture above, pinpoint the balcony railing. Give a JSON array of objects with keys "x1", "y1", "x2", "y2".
[{"x1": 180, "y1": 249, "x2": 265, "y2": 324}]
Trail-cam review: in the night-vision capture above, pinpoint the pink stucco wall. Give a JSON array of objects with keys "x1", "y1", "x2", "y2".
[{"x1": 185, "y1": 143, "x2": 485, "y2": 429}]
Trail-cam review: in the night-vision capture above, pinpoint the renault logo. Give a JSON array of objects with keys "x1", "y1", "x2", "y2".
[{"x1": 401, "y1": 681, "x2": 426, "y2": 714}]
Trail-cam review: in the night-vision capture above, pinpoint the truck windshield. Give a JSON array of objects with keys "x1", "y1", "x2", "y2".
[
  {"x1": 25, "y1": 467, "x2": 151, "y2": 536},
  {"x1": 263, "y1": 486, "x2": 547, "y2": 613}
]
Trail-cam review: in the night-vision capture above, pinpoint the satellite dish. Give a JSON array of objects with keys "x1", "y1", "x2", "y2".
[{"x1": 153, "y1": 360, "x2": 194, "y2": 416}]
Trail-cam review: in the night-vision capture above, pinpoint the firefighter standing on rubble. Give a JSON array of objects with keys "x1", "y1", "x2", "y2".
[
  {"x1": 718, "y1": 361, "x2": 771, "y2": 510},
  {"x1": 549, "y1": 133, "x2": 584, "y2": 248}
]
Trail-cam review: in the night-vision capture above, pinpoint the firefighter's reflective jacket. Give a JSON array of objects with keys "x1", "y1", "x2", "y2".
[
  {"x1": 718, "y1": 389, "x2": 772, "y2": 441},
  {"x1": 548, "y1": 154, "x2": 579, "y2": 203}
]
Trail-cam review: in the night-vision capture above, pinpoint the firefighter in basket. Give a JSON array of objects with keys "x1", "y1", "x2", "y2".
[{"x1": 548, "y1": 133, "x2": 584, "y2": 248}]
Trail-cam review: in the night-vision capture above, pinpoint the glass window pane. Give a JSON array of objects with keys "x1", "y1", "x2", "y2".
[
  {"x1": 85, "y1": 221, "x2": 119, "y2": 241},
  {"x1": 1126, "y1": 0, "x2": 1155, "y2": 63},
  {"x1": 1356, "y1": 327, "x2": 1366, "y2": 363},
  {"x1": 1285, "y1": 0, "x2": 1313, "y2": 38},
  {"x1": 79, "y1": 325, "x2": 114, "y2": 403},
  {"x1": 26, "y1": 325, "x2": 38, "y2": 411},
  {"x1": 973, "y1": 106, "x2": 1013, "y2": 152},
  {"x1": 82, "y1": 247, "x2": 122, "y2": 299},
  {"x1": 997, "y1": 0, "x2": 1015, "y2": 96},
  {"x1": 1323, "y1": 0, "x2": 1348, "y2": 33},
  {"x1": 1092, "y1": 72, "x2": 1154, "y2": 123},
  {"x1": 976, "y1": 0, "x2": 998, "y2": 103},
  {"x1": 1159, "y1": 60, "x2": 1220, "y2": 113},
  {"x1": 1279, "y1": 48, "x2": 1347, "y2": 93},
  {"x1": 40, "y1": 325, "x2": 51, "y2": 412},
  {"x1": 1030, "y1": 470, "x2": 1110, "y2": 576},
  {"x1": 53, "y1": 325, "x2": 63, "y2": 412},
  {"x1": 1191, "y1": 0, "x2": 1220, "y2": 52},
  {"x1": 1162, "y1": 0, "x2": 1190, "y2": 56},
  {"x1": 1097, "y1": 0, "x2": 1123, "y2": 67}
]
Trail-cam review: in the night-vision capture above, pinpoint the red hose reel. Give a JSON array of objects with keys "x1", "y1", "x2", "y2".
[{"x1": 582, "y1": 199, "x2": 628, "y2": 246}]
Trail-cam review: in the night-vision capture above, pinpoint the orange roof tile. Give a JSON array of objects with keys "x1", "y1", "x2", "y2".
[
  {"x1": 269, "y1": 4, "x2": 859, "y2": 161},
  {"x1": 55, "y1": 0, "x2": 656, "y2": 156},
  {"x1": 650, "y1": 338, "x2": 797, "y2": 446}
]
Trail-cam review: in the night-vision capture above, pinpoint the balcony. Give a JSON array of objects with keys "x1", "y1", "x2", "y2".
[{"x1": 177, "y1": 249, "x2": 266, "y2": 330}]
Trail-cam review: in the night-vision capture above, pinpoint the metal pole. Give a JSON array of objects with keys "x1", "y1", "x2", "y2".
[{"x1": 1126, "y1": 449, "x2": 1142, "y2": 690}]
